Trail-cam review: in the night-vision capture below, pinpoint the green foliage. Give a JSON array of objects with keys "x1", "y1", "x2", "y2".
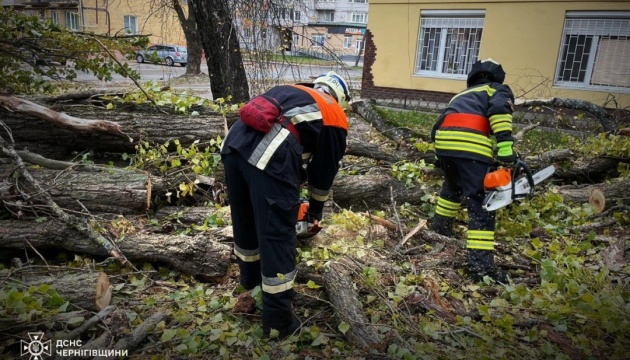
[
  {"x1": 0, "y1": 7, "x2": 148, "y2": 94},
  {"x1": 128, "y1": 137, "x2": 223, "y2": 200},
  {"x1": 0, "y1": 284, "x2": 68, "y2": 325},
  {"x1": 104, "y1": 81, "x2": 241, "y2": 114}
]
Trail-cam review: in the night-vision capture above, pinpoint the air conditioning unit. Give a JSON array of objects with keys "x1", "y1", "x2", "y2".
[{"x1": 326, "y1": 34, "x2": 332, "y2": 38}]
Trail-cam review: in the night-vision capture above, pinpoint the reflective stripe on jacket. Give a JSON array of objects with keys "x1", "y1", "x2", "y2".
[
  {"x1": 221, "y1": 85, "x2": 348, "y2": 202},
  {"x1": 432, "y1": 82, "x2": 515, "y2": 163}
]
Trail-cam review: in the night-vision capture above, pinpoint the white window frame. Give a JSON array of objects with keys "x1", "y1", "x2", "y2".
[
  {"x1": 414, "y1": 10, "x2": 485, "y2": 79},
  {"x1": 51, "y1": 11, "x2": 59, "y2": 24},
  {"x1": 554, "y1": 11, "x2": 630, "y2": 92},
  {"x1": 356, "y1": 39, "x2": 363, "y2": 52},
  {"x1": 292, "y1": 33, "x2": 300, "y2": 48},
  {"x1": 343, "y1": 35, "x2": 352, "y2": 48},
  {"x1": 65, "y1": 12, "x2": 78, "y2": 31},
  {"x1": 312, "y1": 34, "x2": 325, "y2": 47},
  {"x1": 319, "y1": 10, "x2": 334, "y2": 22},
  {"x1": 123, "y1": 15, "x2": 137, "y2": 35},
  {"x1": 351, "y1": 12, "x2": 368, "y2": 24}
]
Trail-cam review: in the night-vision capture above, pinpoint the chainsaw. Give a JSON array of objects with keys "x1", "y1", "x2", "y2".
[
  {"x1": 482, "y1": 159, "x2": 555, "y2": 211},
  {"x1": 296, "y1": 201, "x2": 322, "y2": 238}
]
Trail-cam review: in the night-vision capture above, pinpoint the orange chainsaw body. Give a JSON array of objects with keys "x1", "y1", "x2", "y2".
[{"x1": 484, "y1": 168, "x2": 512, "y2": 191}]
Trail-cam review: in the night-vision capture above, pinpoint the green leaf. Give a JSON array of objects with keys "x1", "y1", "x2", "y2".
[
  {"x1": 161, "y1": 329, "x2": 177, "y2": 343},
  {"x1": 306, "y1": 280, "x2": 321, "y2": 289},
  {"x1": 67, "y1": 316, "x2": 84, "y2": 327},
  {"x1": 338, "y1": 322, "x2": 350, "y2": 335}
]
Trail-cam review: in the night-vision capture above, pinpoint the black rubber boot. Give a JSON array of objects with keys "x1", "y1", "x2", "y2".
[
  {"x1": 466, "y1": 249, "x2": 508, "y2": 283},
  {"x1": 431, "y1": 214, "x2": 454, "y2": 237},
  {"x1": 263, "y1": 313, "x2": 300, "y2": 340}
]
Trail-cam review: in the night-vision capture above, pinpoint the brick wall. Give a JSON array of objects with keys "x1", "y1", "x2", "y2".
[{"x1": 360, "y1": 29, "x2": 454, "y2": 104}]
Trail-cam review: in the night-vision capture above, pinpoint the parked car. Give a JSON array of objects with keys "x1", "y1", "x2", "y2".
[{"x1": 136, "y1": 44, "x2": 187, "y2": 67}]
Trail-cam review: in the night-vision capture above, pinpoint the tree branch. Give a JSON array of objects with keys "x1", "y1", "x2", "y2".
[{"x1": 0, "y1": 95, "x2": 132, "y2": 141}]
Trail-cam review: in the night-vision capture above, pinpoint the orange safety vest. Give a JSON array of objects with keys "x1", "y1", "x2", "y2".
[{"x1": 290, "y1": 85, "x2": 348, "y2": 131}]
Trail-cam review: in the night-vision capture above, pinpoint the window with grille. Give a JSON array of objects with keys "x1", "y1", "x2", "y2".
[
  {"x1": 351, "y1": 12, "x2": 368, "y2": 24},
  {"x1": 555, "y1": 12, "x2": 630, "y2": 91},
  {"x1": 414, "y1": 10, "x2": 485, "y2": 78},
  {"x1": 123, "y1": 15, "x2": 137, "y2": 35}
]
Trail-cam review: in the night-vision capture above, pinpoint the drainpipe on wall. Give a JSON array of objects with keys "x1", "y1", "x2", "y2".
[
  {"x1": 82, "y1": 0, "x2": 112, "y2": 34},
  {"x1": 78, "y1": 0, "x2": 84, "y2": 31}
]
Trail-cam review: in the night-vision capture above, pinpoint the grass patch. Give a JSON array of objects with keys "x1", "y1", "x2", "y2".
[{"x1": 374, "y1": 107, "x2": 438, "y2": 134}]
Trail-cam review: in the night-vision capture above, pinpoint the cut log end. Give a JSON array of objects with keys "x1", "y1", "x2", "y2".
[{"x1": 589, "y1": 188, "x2": 606, "y2": 214}]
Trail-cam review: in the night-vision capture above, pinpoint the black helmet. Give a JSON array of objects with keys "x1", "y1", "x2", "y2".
[{"x1": 467, "y1": 58, "x2": 506, "y2": 87}]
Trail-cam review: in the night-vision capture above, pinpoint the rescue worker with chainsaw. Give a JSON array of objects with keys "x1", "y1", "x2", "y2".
[
  {"x1": 430, "y1": 58, "x2": 515, "y2": 283},
  {"x1": 220, "y1": 71, "x2": 350, "y2": 339}
]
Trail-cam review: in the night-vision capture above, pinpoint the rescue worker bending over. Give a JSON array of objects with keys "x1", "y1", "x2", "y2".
[
  {"x1": 430, "y1": 58, "x2": 516, "y2": 283},
  {"x1": 220, "y1": 71, "x2": 350, "y2": 339}
]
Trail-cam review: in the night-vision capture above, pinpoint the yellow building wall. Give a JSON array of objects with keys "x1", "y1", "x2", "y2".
[
  {"x1": 368, "y1": 0, "x2": 630, "y2": 107},
  {"x1": 80, "y1": 0, "x2": 186, "y2": 46}
]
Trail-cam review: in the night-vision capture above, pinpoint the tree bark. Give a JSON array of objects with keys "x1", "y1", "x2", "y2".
[
  {"x1": 0, "y1": 164, "x2": 152, "y2": 215},
  {"x1": 173, "y1": 0, "x2": 202, "y2": 76},
  {"x1": 0, "y1": 220, "x2": 232, "y2": 280},
  {"x1": 557, "y1": 178, "x2": 630, "y2": 206},
  {"x1": 331, "y1": 174, "x2": 432, "y2": 209},
  {"x1": 189, "y1": 0, "x2": 250, "y2": 102},
  {"x1": 517, "y1": 98, "x2": 618, "y2": 133},
  {"x1": 1, "y1": 104, "x2": 233, "y2": 158},
  {"x1": 322, "y1": 260, "x2": 384, "y2": 351},
  {"x1": 18, "y1": 271, "x2": 111, "y2": 312}
]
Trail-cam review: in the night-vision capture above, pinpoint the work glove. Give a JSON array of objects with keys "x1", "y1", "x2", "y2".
[{"x1": 496, "y1": 141, "x2": 516, "y2": 165}]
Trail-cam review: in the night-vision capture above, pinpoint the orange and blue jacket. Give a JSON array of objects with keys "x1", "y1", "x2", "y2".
[
  {"x1": 431, "y1": 82, "x2": 515, "y2": 164},
  {"x1": 221, "y1": 84, "x2": 348, "y2": 217}
]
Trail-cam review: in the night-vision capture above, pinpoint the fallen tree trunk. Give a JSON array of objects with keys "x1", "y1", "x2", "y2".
[
  {"x1": 0, "y1": 164, "x2": 152, "y2": 215},
  {"x1": 0, "y1": 220, "x2": 232, "y2": 280},
  {"x1": 331, "y1": 174, "x2": 432, "y2": 209},
  {"x1": 19, "y1": 271, "x2": 112, "y2": 312},
  {"x1": 322, "y1": 260, "x2": 384, "y2": 351},
  {"x1": 557, "y1": 178, "x2": 630, "y2": 206},
  {"x1": 1, "y1": 103, "x2": 235, "y2": 158}
]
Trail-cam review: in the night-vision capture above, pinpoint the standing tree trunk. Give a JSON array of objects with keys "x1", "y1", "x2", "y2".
[
  {"x1": 188, "y1": 0, "x2": 250, "y2": 102},
  {"x1": 172, "y1": 0, "x2": 202, "y2": 76}
]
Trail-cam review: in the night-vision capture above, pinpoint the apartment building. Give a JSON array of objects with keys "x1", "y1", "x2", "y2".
[
  {"x1": 236, "y1": 0, "x2": 368, "y2": 59},
  {"x1": 2, "y1": 0, "x2": 186, "y2": 46},
  {"x1": 4, "y1": 0, "x2": 369, "y2": 61}
]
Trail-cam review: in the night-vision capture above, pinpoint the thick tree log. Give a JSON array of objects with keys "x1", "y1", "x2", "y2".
[
  {"x1": 554, "y1": 157, "x2": 621, "y2": 182},
  {"x1": 517, "y1": 98, "x2": 617, "y2": 133},
  {"x1": 332, "y1": 174, "x2": 432, "y2": 209},
  {"x1": 1, "y1": 102, "x2": 236, "y2": 158},
  {"x1": 0, "y1": 220, "x2": 232, "y2": 280},
  {"x1": 0, "y1": 164, "x2": 152, "y2": 215},
  {"x1": 0, "y1": 95, "x2": 129, "y2": 140},
  {"x1": 322, "y1": 260, "x2": 384, "y2": 351},
  {"x1": 557, "y1": 178, "x2": 630, "y2": 205},
  {"x1": 18, "y1": 271, "x2": 111, "y2": 312}
]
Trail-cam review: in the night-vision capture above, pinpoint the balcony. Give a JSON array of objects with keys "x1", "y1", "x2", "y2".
[{"x1": 314, "y1": 1, "x2": 336, "y2": 10}]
